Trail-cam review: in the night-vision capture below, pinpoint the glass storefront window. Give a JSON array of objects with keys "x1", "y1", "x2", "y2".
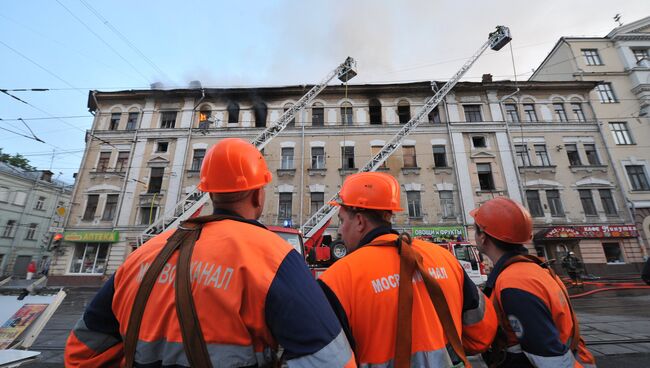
[{"x1": 69, "y1": 243, "x2": 109, "y2": 274}]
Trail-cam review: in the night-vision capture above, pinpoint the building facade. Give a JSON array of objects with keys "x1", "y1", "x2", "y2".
[
  {"x1": 0, "y1": 163, "x2": 72, "y2": 277},
  {"x1": 531, "y1": 15, "x2": 650, "y2": 261},
  {"x1": 49, "y1": 78, "x2": 645, "y2": 284}
]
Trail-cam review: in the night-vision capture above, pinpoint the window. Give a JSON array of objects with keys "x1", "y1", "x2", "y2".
[
  {"x1": 602, "y1": 242, "x2": 624, "y2": 263},
  {"x1": 140, "y1": 206, "x2": 158, "y2": 225},
  {"x1": 432, "y1": 146, "x2": 447, "y2": 167},
  {"x1": 403, "y1": 146, "x2": 417, "y2": 168},
  {"x1": 278, "y1": 193, "x2": 292, "y2": 222},
  {"x1": 515, "y1": 145, "x2": 531, "y2": 167},
  {"x1": 584, "y1": 144, "x2": 600, "y2": 165},
  {"x1": 310, "y1": 192, "x2": 324, "y2": 215},
  {"x1": 565, "y1": 144, "x2": 582, "y2": 166},
  {"x1": 523, "y1": 104, "x2": 538, "y2": 122},
  {"x1": 191, "y1": 149, "x2": 205, "y2": 171},
  {"x1": 463, "y1": 105, "x2": 482, "y2": 122},
  {"x1": 69, "y1": 243, "x2": 109, "y2": 274},
  {"x1": 439, "y1": 191, "x2": 454, "y2": 218},
  {"x1": 534, "y1": 144, "x2": 551, "y2": 166},
  {"x1": 526, "y1": 190, "x2": 544, "y2": 217},
  {"x1": 407, "y1": 191, "x2": 422, "y2": 218},
  {"x1": 369, "y1": 99, "x2": 382, "y2": 125},
  {"x1": 504, "y1": 104, "x2": 520, "y2": 123},
  {"x1": 429, "y1": 106, "x2": 441, "y2": 123},
  {"x1": 342, "y1": 146, "x2": 355, "y2": 169},
  {"x1": 109, "y1": 113, "x2": 120, "y2": 130},
  {"x1": 2, "y1": 220, "x2": 16, "y2": 238},
  {"x1": 632, "y1": 48, "x2": 648, "y2": 63},
  {"x1": 571, "y1": 103, "x2": 586, "y2": 122},
  {"x1": 253, "y1": 103, "x2": 267, "y2": 128},
  {"x1": 83, "y1": 194, "x2": 99, "y2": 221},
  {"x1": 553, "y1": 103, "x2": 568, "y2": 122},
  {"x1": 341, "y1": 102, "x2": 353, "y2": 125},
  {"x1": 227, "y1": 101, "x2": 240, "y2": 125},
  {"x1": 199, "y1": 110, "x2": 211, "y2": 124},
  {"x1": 284, "y1": 103, "x2": 296, "y2": 127},
  {"x1": 25, "y1": 223, "x2": 37, "y2": 240},
  {"x1": 472, "y1": 136, "x2": 486, "y2": 148},
  {"x1": 126, "y1": 112, "x2": 138, "y2": 130},
  {"x1": 477, "y1": 163, "x2": 495, "y2": 190},
  {"x1": 596, "y1": 83, "x2": 617, "y2": 103},
  {"x1": 102, "y1": 194, "x2": 119, "y2": 221},
  {"x1": 148, "y1": 168, "x2": 164, "y2": 193},
  {"x1": 35, "y1": 196, "x2": 46, "y2": 210},
  {"x1": 13, "y1": 192, "x2": 27, "y2": 206},
  {"x1": 281, "y1": 148, "x2": 294, "y2": 170},
  {"x1": 160, "y1": 111, "x2": 177, "y2": 128},
  {"x1": 311, "y1": 147, "x2": 325, "y2": 169},
  {"x1": 599, "y1": 189, "x2": 616, "y2": 216},
  {"x1": 97, "y1": 152, "x2": 111, "y2": 172},
  {"x1": 371, "y1": 146, "x2": 387, "y2": 169},
  {"x1": 156, "y1": 142, "x2": 168, "y2": 153},
  {"x1": 0, "y1": 187, "x2": 8, "y2": 202},
  {"x1": 311, "y1": 103, "x2": 324, "y2": 126},
  {"x1": 397, "y1": 100, "x2": 411, "y2": 124},
  {"x1": 115, "y1": 151, "x2": 129, "y2": 172},
  {"x1": 546, "y1": 190, "x2": 564, "y2": 217},
  {"x1": 609, "y1": 122, "x2": 633, "y2": 144},
  {"x1": 579, "y1": 189, "x2": 597, "y2": 216},
  {"x1": 626, "y1": 165, "x2": 650, "y2": 191},
  {"x1": 582, "y1": 49, "x2": 602, "y2": 65}
]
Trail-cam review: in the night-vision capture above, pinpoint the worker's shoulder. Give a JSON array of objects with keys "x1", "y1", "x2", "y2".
[{"x1": 496, "y1": 261, "x2": 554, "y2": 293}]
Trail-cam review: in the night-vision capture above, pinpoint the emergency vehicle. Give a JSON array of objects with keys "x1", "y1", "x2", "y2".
[{"x1": 438, "y1": 242, "x2": 488, "y2": 286}]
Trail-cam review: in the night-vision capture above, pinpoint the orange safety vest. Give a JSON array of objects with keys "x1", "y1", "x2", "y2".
[
  {"x1": 111, "y1": 219, "x2": 292, "y2": 366},
  {"x1": 492, "y1": 257, "x2": 596, "y2": 368},
  {"x1": 320, "y1": 233, "x2": 497, "y2": 367}
]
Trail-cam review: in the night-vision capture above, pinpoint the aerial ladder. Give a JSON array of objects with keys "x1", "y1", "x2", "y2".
[
  {"x1": 138, "y1": 57, "x2": 357, "y2": 245},
  {"x1": 301, "y1": 26, "x2": 512, "y2": 240}
]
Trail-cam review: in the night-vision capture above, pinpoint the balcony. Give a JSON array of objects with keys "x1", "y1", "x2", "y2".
[
  {"x1": 518, "y1": 165, "x2": 557, "y2": 174},
  {"x1": 308, "y1": 168, "x2": 327, "y2": 176},
  {"x1": 276, "y1": 168, "x2": 296, "y2": 177},
  {"x1": 569, "y1": 165, "x2": 608, "y2": 174},
  {"x1": 401, "y1": 167, "x2": 421, "y2": 175}
]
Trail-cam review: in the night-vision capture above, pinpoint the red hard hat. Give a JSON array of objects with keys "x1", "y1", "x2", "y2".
[
  {"x1": 470, "y1": 197, "x2": 533, "y2": 244},
  {"x1": 330, "y1": 172, "x2": 403, "y2": 212},
  {"x1": 198, "y1": 138, "x2": 272, "y2": 193}
]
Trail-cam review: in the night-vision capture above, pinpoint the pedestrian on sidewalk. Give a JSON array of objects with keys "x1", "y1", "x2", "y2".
[
  {"x1": 26, "y1": 261, "x2": 36, "y2": 280},
  {"x1": 319, "y1": 172, "x2": 497, "y2": 367},
  {"x1": 65, "y1": 138, "x2": 355, "y2": 368},
  {"x1": 472, "y1": 197, "x2": 596, "y2": 368}
]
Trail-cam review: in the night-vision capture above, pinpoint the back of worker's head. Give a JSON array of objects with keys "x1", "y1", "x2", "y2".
[
  {"x1": 198, "y1": 138, "x2": 272, "y2": 217},
  {"x1": 331, "y1": 172, "x2": 402, "y2": 248},
  {"x1": 470, "y1": 197, "x2": 532, "y2": 253}
]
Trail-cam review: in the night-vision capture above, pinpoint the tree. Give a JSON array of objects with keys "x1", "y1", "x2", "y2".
[{"x1": 0, "y1": 148, "x2": 36, "y2": 171}]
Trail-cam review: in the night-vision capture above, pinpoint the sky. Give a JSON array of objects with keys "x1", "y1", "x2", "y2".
[{"x1": 1, "y1": 0, "x2": 650, "y2": 183}]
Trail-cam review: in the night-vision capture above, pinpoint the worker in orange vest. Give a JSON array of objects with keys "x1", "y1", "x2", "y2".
[
  {"x1": 319, "y1": 172, "x2": 497, "y2": 367},
  {"x1": 471, "y1": 197, "x2": 596, "y2": 367},
  {"x1": 65, "y1": 138, "x2": 355, "y2": 367}
]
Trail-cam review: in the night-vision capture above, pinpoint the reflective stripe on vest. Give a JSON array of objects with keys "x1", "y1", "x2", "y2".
[
  {"x1": 287, "y1": 330, "x2": 353, "y2": 368},
  {"x1": 71, "y1": 318, "x2": 120, "y2": 354},
  {"x1": 132, "y1": 338, "x2": 273, "y2": 367},
  {"x1": 461, "y1": 284, "x2": 485, "y2": 325},
  {"x1": 358, "y1": 346, "x2": 455, "y2": 368}
]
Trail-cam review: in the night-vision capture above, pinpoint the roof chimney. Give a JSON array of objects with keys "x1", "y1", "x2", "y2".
[{"x1": 482, "y1": 74, "x2": 493, "y2": 83}]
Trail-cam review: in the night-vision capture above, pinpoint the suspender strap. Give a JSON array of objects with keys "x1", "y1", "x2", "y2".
[
  {"x1": 368, "y1": 233, "x2": 468, "y2": 368},
  {"x1": 124, "y1": 214, "x2": 240, "y2": 368}
]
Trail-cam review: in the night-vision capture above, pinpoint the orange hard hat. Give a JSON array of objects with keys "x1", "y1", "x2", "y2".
[
  {"x1": 470, "y1": 197, "x2": 532, "y2": 244},
  {"x1": 330, "y1": 172, "x2": 403, "y2": 211},
  {"x1": 198, "y1": 138, "x2": 272, "y2": 193}
]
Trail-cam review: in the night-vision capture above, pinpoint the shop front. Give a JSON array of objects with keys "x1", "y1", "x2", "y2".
[
  {"x1": 534, "y1": 225, "x2": 643, "y2": 276},
  {"x1": 48, "y1": 230, "x2": 118, "y2": 286},
  {"x1": 412, "y1": 226, "x2": 467, "y2": 243}
]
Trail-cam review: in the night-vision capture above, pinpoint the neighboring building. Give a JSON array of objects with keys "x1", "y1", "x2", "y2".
[
  {"x1": 49, "y1": 78, "x2": 645, "y2": 284},
  {"x1": 0, "y1": 162, "x2": 72, "y2": 277},
  {"x1": 531, "y1": 15, "x2": 650, "y2": 262}
]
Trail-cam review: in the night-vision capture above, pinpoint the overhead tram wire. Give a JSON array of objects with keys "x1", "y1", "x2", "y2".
[
  {"x1": 78, "y1": 0, "x2": 171, "y2": 81},
  {"x1": 54, "y1": 0, "x2": 151, "y2": 84}
]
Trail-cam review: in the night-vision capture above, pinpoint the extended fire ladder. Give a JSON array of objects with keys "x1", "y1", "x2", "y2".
[
  {"x1": 301, "y1": 26, "x2": 512, "y2": 239},
  {"x1": 138, "y1": 57, "x2": 357, "y2": 244}
]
